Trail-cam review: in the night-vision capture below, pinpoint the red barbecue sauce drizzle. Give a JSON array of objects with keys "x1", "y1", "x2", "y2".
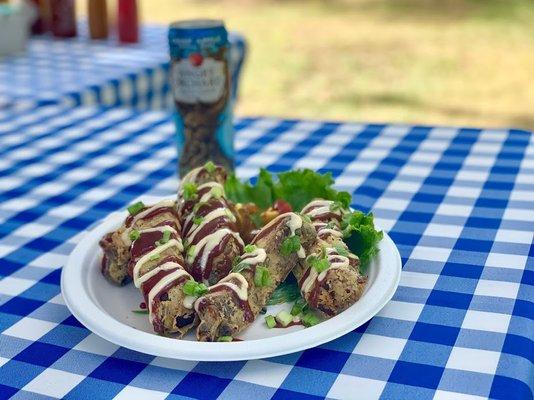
[
  {"x1": 273, "y1": 320, "x2": 304, "y2": 329},
  {"x1": 180, "y1": 186, "x2": 228, "y2": 217},
  {"x1": 299, "y1": 267, "x2": 320, "y2": 309},
  {"x1": 137, "y1": 254, "x2": 184, "y2": 299},
  {"x1": 190, "y1": 233, "x2": 239, "y2": 283},
  {"x1": 125, "y1": 206, "x2": 178, "y2": 227},
  {"x1": 302, "y1": 203, "x2": 344, "y2": 225}
]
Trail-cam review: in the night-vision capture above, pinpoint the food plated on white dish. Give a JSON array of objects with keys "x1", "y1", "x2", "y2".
[{"x1": 62, "y1": 163, "x2": 401, "y2": 360}]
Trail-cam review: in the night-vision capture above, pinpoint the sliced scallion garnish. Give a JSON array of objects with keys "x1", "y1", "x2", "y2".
[
  {"x1": 193, "y1": 216, "x2": 204, "y2": 225},
  {"x1": 156, "y1": 230, "x2": 172, "y2": 246},
  {"x1": 186, "y1": 245, "x2": 196, "y2": 259},
  {"x1": 204, "y1": 161, "x2": 216, "y2": 174},
  {"x1": 291, "y1": 298, "x2": 307, "y2": 316},
  {"x1": 302, "y1": 311, "x2": 320, "y2": 327},
  {"x1": 254, "y1": 266, "x2": 271, "y2": 287},
  {"x1": 265, "y1": 315, "x2": 276, "y2": 329},
  {"x1": 275, "y1": 311, "x2": 293, "y2": 327},
  {"x1": 129, "y1": 229, "x2": 140, "y2": 241},
  {"x1": 280, "y1": 235, "x2": 301, "y2": 256},
  {"x1": 244, "y1": 244, "x2": 256, "y2": 253},
  {"x1": 307, "y1": 255, "x2": 329, "y2": 273},
  {"x1": 217, "y1": 336, "x2": 233, "y2": 342},
  {"x1": 210, "y1": 186, "x2": 224, "y2": 199},
  {"x1": 127, "y1": 201, "x2": 145, "y2": 216},
  {"x1": 182, "y1": 183, "x2": 197, "y2": 201},
  {"x1": 182, "y1": 279, "x2": 208, "y2": 297}
]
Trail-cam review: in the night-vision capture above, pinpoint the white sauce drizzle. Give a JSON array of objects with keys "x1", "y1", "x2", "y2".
[
  {"x1": 134, "y1": 261, "x2": 180, "y2": 288},
  {"x1": 301, "y1": 247, "x2": 352, "y2": 296},
  {"x1": 121, "y1": 199, "x2": 176, "y2": 243},
  {"x1": 286, "y1": 213, "x2": 306, "y2": 258},
  {"x1": 179, "y1": 166, "x2": 203, "y2": 188},
  {"x1": 187, "y1": 228, "x2": 245, "y2": 278},
  {"x1": 302, "y1": 199, "x2": 347, "y2": 224},
  {"x1": 148, "y1": 268, "x2": 191, "y2": 322},
  {"x1": 197, "y1": 182, "x2": 225, "y2": 203},
  {"x1": 255, "y1": 212, "x2": 305, "y2": 257},
  {"x1": 132, "y1": 239, "x2": 183, "y2": 286},
  {"x1": 317, "y1": 228, "x2": 343, "y2": 238},
  {"x1": 301, "y1": 266, "x2": 318, "y2": 296},
  {"x1": 239, "y1": 248, "x2": 267, "y2": 266},
  {"x1": 194, "y1": 273, "x2": 249, "y2": 313},
  {"x1": 185, "y1": 207, "x2": 230, "y2": 243}
]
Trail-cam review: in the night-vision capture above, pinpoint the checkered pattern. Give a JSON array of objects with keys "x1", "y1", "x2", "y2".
[
  {"x1": 0, "y1": 23, "x2": 246, "y2": 111},
  {"x1": 0, "y1": 104, "x2": 532, "y2": 400}
]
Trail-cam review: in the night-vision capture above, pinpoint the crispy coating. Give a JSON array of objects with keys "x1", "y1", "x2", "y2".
[
  {"x1": 294, "y1": 238, "x2": 366, "y2": 318},
  {"x1": 99, "y1": 205, "x2": 179, "y2": 285},
  {"x1": 195, "y1": 214, "x2": 317, "y2": 341}
]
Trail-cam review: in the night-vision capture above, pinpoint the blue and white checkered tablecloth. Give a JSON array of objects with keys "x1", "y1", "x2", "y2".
[
  {"x1": 0, "y1": 24, "x2": 246, "y2": 111},
  {"x1": 0, "y1": 104, "x2": 532, "y2": 400}
]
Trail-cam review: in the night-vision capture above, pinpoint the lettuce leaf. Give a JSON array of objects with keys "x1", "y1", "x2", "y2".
[
  {"x1": 224, "y1": 168, "x2": 351, "y2": 212},
  {"x1": 224, "y1": 169, "x2": 275, "y2": 210},
  {"x1": 224, "y1": 168, "x2": 383, "y2": 273},
  {"x1": 342, "y1": 211, "x2": 383, "y2": 272}
]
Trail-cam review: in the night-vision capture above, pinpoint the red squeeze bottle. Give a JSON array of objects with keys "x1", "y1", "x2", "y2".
[
  {"x1": 50, "y1": 0, "x2": 77, "y2": 38},
  {"x1": 118, "y1": 0, "x2": 139, "y2": 43}
]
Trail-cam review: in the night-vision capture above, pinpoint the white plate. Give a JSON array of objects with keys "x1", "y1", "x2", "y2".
[{"x1": 61, "y1": 210, "x2": 401, "y2": 361}]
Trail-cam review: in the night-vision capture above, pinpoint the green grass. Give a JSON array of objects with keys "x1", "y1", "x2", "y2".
[{"x1": 129, "y1": 0, "x2": 534, "y2": 129}]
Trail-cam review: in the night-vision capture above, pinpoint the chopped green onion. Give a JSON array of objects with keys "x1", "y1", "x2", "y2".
[
  {"x1": 129, "y1": 229, "x2": 140, "y2": 241},
  {"x1": 217, "y1": 335, "x2": 233, "y2": 342},
  {"x1": 333, "y1": 243, "x2": 349, "y2": 257},
  {"x1": 186, "y1": 245, "x2": 196, "y2": 259},
  {"x1": 262, "y1": 270, "x2": 272, "y2": 286},
  {"x1": 149, "y1": 253, "x2": 160, "y2": 261},
  {"x1": 127, "y1": 201, "x2": 145, "y2": 216},
  {"x1": 275, "y1": 310, "x2": 293, "y2": 327},
  {"x1": 254, "y1": 266, "x2": 271, "y2": 287},
  {"x1": 182, "y1": 280, "x2": 208, "y2": 297},
  {"x1": 156, "y1": 230, "x2": 172, "y2": 246},
  {"x1": 162, "y1": 230, "x2": 171, "y2": 242},
  {"x1": 291, "y1": 298, "x2": 307, "y2": 316},
  {"x1": 302, "y1": 311, "x2": 320, "y2": 327},
  {"x1": 308, "y1": 255, "x2": 329, "y2": 273},
  {"x1": 265, "y1": 315, "x2": 276, "y2": 329},
  {"x1": 131, "y1": 309, "x2": 149, "y2": 314},
  {"x1": 280, "y1": 235, "x2": 301, "y2": 256},
  {"x1": 210, "y1": 186, "x2": 224, "y2": 199},
  {"x1": 193, "y1": 216, "x2": 204, "y2": 225},
  {"x1": 204, "y1": 161, "x2": 216, "y2": 174},
  {"x1": 244, "y1": 244, "x2": 257, "y2": 253},
  {"x1": 182, "y1": 183, "x2": 197, "y2": 200}
]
